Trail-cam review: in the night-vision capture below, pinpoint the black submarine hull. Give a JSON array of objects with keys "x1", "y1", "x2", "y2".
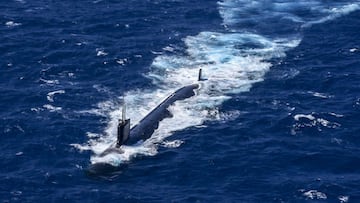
[
  {"x1": 87, "y1": 84, "x2": 200, "y2": 175},
  {"x1": 127, "y1": 84, "x2": 199, "y2": 145}
]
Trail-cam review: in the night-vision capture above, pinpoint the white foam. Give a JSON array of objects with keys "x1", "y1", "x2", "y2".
[
  {"x1": 219, "y1": 110, "x2": 241, "y2": 122},
  {"x1": 68, "y1": 72, "x2": 75, "y2": 77},
  {"x1": 5, "y1": 21, "x2": 21, "y2": 27},
  {"x1": 161, "y1": 140, "x2": 184, "y2": 148},
  {"x1": 40, "y1": 78, "x2": 59, "y2": 85},
  {"x1": 75, "y1": 31, "x2": 299, "y2": 166},
  {"x1": 47, "y1": 90, "x2": 65, "y2": 102},
  {"x1": 73, "y1": 0, "x2": 359, "y2": 166},
  {"x1": 86, "y1": 132, "x2": 100, "y2": 138},
  {"x1": 162, "y1": 46, "x2": 176, "y2": 53},
  {"x1": 294, "y1": 114, "x2": 316, "y2": 121},
  {"x1": 294, "y1": 113, "x2": 341, "y2": 128},
  {"x1": 317, "y1": 118, "x2": 331, "y2": 127},
  {"x1": 293, "y1": 113, "x2": 341, "y2": 134},
  {"x1": 31, "y1": 107, "x2": 43, "y2": 112},
  {"x1": 92, "y1": 84, "x2": 110, "y2": 93},
  {"x1": 339, "y1": 195, "x2": 349, "y2": 203},
  {"x1": 218, "y1": 0, "x2": 319, "y2": 27},
  {"x1": 313, "y1": 92, "x2": 330, "y2": 98},
  {"x1": 90, "y1": 144, "x2": 157, "y2": 165},
  {"x1": 96, "y1": 48, "x2": 108, "y2": 56},
  {"x1": 309, "y1": 91, "x2": 332, "y2": 99},
  {"x1": 304, "y1": 3, "x2": 360, "y2": 28},
  {"x1": 15, "y1": 152, "x2": 23, "y2": 156},
  {"x1": 329, "y1": 112, "x2": 344, "y2": 118},
  {"x1": 303, "y1": 190, "x2": 327, "y2": 200},
  {"x1": 70, "y1": 143, "x2": 91, "y2": 152},
  {"x1": 116, "y1": 58, "x2": 128, "y2": 65},
  {"x1": 151, "y1": 50, "x2": 163, "y2": 55},
  {"x1": 43, "y1": 104, "x2": 62, "y2": 112},
  {"x1": 219, "y1": 0, "x2": 360, "y2": 32},
  {"x1": 75, "y1": 164, "x2": 83, "y2": 170}
]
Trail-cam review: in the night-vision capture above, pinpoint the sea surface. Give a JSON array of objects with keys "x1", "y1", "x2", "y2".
[{"x1": 1, "y1": 0, "x2": 360, "y2": 202}]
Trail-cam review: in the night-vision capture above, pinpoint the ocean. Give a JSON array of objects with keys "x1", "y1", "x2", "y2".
[{"x1": 1, "y1": 0, "x2": 359, "y2": 202}]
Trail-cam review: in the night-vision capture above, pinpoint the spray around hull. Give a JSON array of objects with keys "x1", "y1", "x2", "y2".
[{"x1": 87, "y1": 70, "x2": 204, "y2": 174}]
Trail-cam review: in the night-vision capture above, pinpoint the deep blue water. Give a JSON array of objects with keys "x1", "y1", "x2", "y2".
[{"x1": 1, "y1": 0, "x2": 360, "y2": 202}]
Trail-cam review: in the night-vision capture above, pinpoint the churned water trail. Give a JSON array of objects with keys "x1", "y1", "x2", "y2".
[
  {"x1": 74, "y1": 0, "x2": 360, "y2": 167},
  {"x1": 2, "y1": 0, "x2": 360, "y2": 201}
]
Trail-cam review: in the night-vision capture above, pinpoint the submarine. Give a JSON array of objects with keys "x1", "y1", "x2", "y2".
[{"x1": 87, "y1": 69, "x2": 205, "y2": 175}]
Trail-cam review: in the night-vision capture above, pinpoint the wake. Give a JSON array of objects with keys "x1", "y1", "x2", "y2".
[{"x1": 73, "y1": 0, "x2": 360, "y2": 166}]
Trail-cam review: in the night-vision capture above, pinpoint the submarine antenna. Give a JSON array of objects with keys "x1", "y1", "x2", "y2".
[
  {"x1": 198, "y1": 68, "x2": 207, "y2": 81},
  {"x1": 198, "y1": 68, "x2": 202, "y2": 81},
  {"x1": 122, "y1": 100, "x2": 126, "y2": 122}
]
